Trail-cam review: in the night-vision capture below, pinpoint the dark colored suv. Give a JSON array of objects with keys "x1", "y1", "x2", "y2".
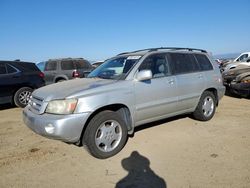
[
  {"x1": 0, "y1": 61, "x2": 45, "y2": 108},
  {"x1": 37, "y1": 58, "x2": 93, "y2": 85}
]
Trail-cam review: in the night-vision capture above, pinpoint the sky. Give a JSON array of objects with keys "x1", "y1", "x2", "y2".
[{"x1": 0, "y1": 0, "x2": 250, "y2": 62}]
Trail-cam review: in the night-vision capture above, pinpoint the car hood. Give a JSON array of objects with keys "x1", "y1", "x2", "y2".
[{"x1": 32, "y1": 78, "x2": 117, "y2": 101}]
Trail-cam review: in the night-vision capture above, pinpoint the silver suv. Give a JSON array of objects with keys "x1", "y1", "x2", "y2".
[{"x1": 23, "y1": 48, "x2": 225, "y2": 159}]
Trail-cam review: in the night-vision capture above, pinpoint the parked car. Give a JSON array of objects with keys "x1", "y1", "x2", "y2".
[
  {"x1": 222, "y1": 66, "x2": 250, "y2": 87},
  {"x1": 222, "y1": 57, "x2": 250, "y2": 72},
  {"x1": 37, "y1": 58, "x2": 93, "y2": 85},
  {"x1": 230, "y1": 72, "x2": 250, "y2": 97},
  {"x1": 23, "y1": 47, "x2": 225, "y2": 159},
  {"x1": 220, "y1": 52, "x2": 250, "y2": 72},
  {"x1": 0, "y1": 60, "x2": 45, "y2": 107},
  {"x1": 92, "y1": 61, "x2": 104, "y2": 68}
]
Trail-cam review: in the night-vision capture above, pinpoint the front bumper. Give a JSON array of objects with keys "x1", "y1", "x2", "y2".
[
  {"x1": 23, "y1": 107, "x2": 90, "y2": 143},
  {"x1": 230, "y1": 82, "x2": 250, "y2": 96}
]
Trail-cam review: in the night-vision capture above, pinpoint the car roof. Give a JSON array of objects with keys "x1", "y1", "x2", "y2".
[
  {"x1": 48, "y1": 58, "x2": 88, "y2": 61},
  {"x1": 116, "y1": 47, "x2": 207, "y2": 57}
]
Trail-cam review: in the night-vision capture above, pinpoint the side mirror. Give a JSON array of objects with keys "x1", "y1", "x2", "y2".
[{"x1": 135, "y1": 70, "x2": 152, "y2": 81}]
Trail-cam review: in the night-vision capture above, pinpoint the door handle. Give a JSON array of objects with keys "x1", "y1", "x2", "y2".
[
  {"x1": 198, "y1": 74, "x2": 203, "y2": 79},
  {"x1": 168, "y1": 79, "x2": 174, "y2": 84}
]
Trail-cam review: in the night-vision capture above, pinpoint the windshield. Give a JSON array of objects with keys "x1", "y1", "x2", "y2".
[{"x1": 88, "y1": 56, "x2": 141, "y2": 80}]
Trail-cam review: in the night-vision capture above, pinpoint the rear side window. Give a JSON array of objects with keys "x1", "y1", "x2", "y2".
[
  {"x1": 195, "y1": 54, "x2": 213, "y2": 71},
  {"x1": 0, "y1": 64, "x2": 7, "y2": 74},
  {"x1": 61, "y1": 60, "x2": 75, "y2": 70},
  {"x1": 6, "y1": 64, "x2": 18, "y2": 73},
  {"x1": 75, "y1": 60, "x2": 91, "y2": 69},
  {"x1": 45, "y1": 61, "x2": 57, "y2": 71},
  {"x1": 168, "y1": 53, "x2": 199, "y2": 74}
]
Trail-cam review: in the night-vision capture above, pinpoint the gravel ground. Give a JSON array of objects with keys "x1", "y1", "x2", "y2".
[{"x1": 0, "y1": 96, "x2": 250, "y2": 188}]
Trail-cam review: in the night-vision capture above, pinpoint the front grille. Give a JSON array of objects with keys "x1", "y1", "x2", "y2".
[{"x1": 28, "y1": 95, "x2": 45, "y2": 114}]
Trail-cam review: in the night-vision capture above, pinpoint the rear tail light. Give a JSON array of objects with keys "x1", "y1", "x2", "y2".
[
  {"x1": 39, "y1": 72, "x2": 44, "y2": 78},
  {"x1": 72, "y1": 70, "x2": 80, "y2": 78}
]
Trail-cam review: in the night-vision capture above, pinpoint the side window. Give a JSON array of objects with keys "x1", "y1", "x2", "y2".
[
  {"x1": 44, "y1": 61, "x2": 57, "y2": 71},
  {"x1": 139, "y1": 54, "x2": 170, "y2": 78},
  {"x1": 237, "y1": 54, "x2": 248, "y2": 62},
  {"x1": 6, "y1": 64, "x2": 18, "y2": 73},
  {"x1": 0, "y1": 64, "x2": 7, "y2": 74},
  {"x1": 168, "y1": 53, "x2": 199, "y2": 74},
  {"x1": 195, "y1": 54, "x2": 213, "y2": 71},
  {"x1": 61, "y1": 60, "x2": 75, "y2": 70}
]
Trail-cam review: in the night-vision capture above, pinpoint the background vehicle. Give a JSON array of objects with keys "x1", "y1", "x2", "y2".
[
  {"x1": 92, "y1": 60, "x2": 104, "y2": 68},
  {"x1": 0, "y1": 60, "x2": 45, "y2": 107},
  {"x1": 222, "y1": 66, "x2": 250, "y2": 87},
  {"x1": 23, "y1": 47, "x2": 225, "y2": 159},
  {"x1": 37, "y1": 58, "x2": 93, "y2": 85},
  {"x1": 230, "y1": 72, "x2": 250, "y2": 97},
  {"x1": 222, "y1": 57, "x2": 250, "y2": 72},
  {"x1": 220, "y1": 52, "x2": 250, "y2": 72}
]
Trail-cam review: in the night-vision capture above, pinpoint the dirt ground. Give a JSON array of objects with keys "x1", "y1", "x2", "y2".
[{"x1": 0, "y1": 96, "x2": 250, "y2": 188}]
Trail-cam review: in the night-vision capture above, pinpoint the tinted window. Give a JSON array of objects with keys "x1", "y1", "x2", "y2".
[
  {"x1": 168, "y1": 53, "x2": 199, "y2": 74},
  {"x1": 195, "y1": 54, "x2": 213, "y2": 71},
  {"x1": 0, "y1": 64, "x2": 7, "y2": 74},
  {"x1": 45, "y1": 61, "x2": 57, "y2": 71},
  {"x1": 237, "y1": 54, "x2": 248, "y2": 62},
  {"x1": 75, "y1": 60, "x2": 91, "y2": 69},
  {"x1": 6, "y1": 64, "x2": 18, "y2": 73},
  {"x1": 139, "y1": 54, "x2": 171, "y2": 78},
  {"x1": 61, "y1": 60, "x2": 75, "y2": 70}
]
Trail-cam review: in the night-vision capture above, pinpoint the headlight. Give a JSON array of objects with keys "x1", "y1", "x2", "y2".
[
  {"x1": 241, "y1": 79, "x2": 250, "y2": 83},
  {"x1": 46, "y1": 99, "x2": 77, "y2": 114}
]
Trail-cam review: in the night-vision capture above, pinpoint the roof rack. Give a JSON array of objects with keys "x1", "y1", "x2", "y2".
[{"x1": 117, "y1": 47, "x2": 207, "y2": 55}]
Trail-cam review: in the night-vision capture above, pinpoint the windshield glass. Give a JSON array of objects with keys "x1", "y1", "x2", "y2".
[{"x1": 88, "y1": 56, "x2": 141, "y2": 80}]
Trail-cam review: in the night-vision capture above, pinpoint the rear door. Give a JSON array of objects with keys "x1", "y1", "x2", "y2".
[
  {"x1": 167, "y1": 53, "x2": 205, "y2": 111},
  {"x1": 44, "y1": 61, "x2": 58, "y2": 84},
  {"x1": 0, "y1": 63, "x2": 22, "y2": 103},
  {"x1": 134, "y1": 53, "x2": 178, "y2": 125},
  {"x1": 60, "y1": 60, "x2": 75, "y2": 79}
]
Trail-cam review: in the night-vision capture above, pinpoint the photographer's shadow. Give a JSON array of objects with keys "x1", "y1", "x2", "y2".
[{"x1": 116, "y1": 151, "x2": 167, "y2": 188}]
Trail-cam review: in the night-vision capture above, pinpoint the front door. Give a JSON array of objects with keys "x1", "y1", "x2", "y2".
[{"x1": 134, "y1": 54, "x2": 178, "y2": 125}]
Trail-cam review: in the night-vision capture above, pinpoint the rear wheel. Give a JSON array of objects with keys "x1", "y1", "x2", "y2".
[
  {"x1": 83, "y1": 110, "x2": 128, "y2": 159},
  {"x1": 13, "y1": 87, "x2": 33, "y2": 108},
  {"x1": 193, "y1": 91, "x2": 216, "y2": 121}
]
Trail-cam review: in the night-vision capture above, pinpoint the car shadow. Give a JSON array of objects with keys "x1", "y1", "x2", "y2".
[
  {"x1": 116, "y1": 151, "x2": 167, "y2": 188},
  {"x1": 133, "y1": 114, "x2": 188, "y2": 134},
  {"x1": 0, "y1": 103, "x2": 16, "y2": 111},
  {"x1": 224, "y1": 88, "x2": 250, "y2": 99}
]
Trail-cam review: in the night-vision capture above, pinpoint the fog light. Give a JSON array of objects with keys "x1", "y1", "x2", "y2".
[{"x1": 45, "y1": 123, "x2": 55, "y2": 134}]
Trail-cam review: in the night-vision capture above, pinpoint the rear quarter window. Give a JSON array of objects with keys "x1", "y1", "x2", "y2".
[
  {"x1": 195, "y1": 54, "x2": 213, "y2": 71},
  {"x1": 6, "y1": 64, "x2": 18, "y2": 73},
  {"x1": 75, "y1": 60, "x2": 91, "y2": 69}
]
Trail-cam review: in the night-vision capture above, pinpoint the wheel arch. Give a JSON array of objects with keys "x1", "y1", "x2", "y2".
[
  {"x1": 54, "y1": 75, "x2": 68, "y2": 83},
  {"x1": 204, "y1": 88, "x2": 218, "y2": 106},
  {"x1": 78, "y1": 103, "x2": 133, "y2": 145}
]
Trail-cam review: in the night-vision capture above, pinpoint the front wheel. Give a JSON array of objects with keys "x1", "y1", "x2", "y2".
[
  {"x1": 83, "y1": 110, "x2": 128, "y2": 159},
  {"x1": 193, "y1": 91, "x2": 216, "y2": 121}
]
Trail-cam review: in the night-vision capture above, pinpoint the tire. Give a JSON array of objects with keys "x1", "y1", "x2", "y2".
[
  {"x1": 56, "y1": 79, "x2": 66, "y2": 83},
  {"x1": 14, "y1": 87, "x2": 33, "y2": 108},
  {"x1": 83, "y1": 110, "x2": 128, "y2": 159},
  {"x1": 193, "y1": 91, "x2": 216, "y2": 121}
]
